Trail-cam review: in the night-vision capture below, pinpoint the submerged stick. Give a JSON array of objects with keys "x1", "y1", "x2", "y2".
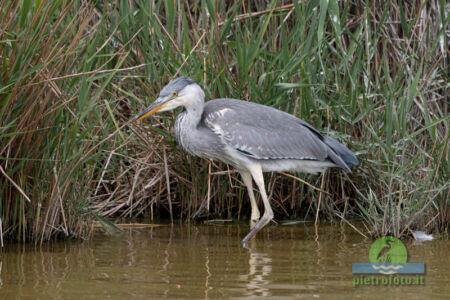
[{"x1": 163, "y1": 147, "x2": 173, "y2": 223}]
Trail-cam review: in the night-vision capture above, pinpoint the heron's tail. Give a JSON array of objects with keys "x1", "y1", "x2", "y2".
[{"x1": 324, "y1": 136, "x2": 359, "y2": 168}]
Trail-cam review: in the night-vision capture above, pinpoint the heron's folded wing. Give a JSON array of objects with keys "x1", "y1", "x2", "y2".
[{"x1": 203, "y1": 100, "x2": 330, "y2": 161}]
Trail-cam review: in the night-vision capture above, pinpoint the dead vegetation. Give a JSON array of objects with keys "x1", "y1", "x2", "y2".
[{"x1": 0, "y1": 0, "x2": 448, "y2": 243}]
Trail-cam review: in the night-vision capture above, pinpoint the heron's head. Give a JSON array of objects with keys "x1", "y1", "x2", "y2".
[{"x1": 136, "y1": 77, "x2": 204, "y2": 121}]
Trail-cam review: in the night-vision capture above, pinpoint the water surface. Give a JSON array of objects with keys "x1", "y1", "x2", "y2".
[{"x1": 1, "y1": 223, "x2": 448, "y2": 299}]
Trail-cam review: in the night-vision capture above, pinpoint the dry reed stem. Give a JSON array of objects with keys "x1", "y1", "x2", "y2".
[
  {"x1": 32, "y1": 64, "x2": 148, "y2": 85},
  {"x1": 1, "y1": 0, "x2": 446, "y2": 243},
  {"x1": 0, "y1": 165, "x2": 31, "y2": 203},
  {"x1": 0, "y1": 218, "x2": 3, "y2": 247},
  {"x1": 163, "y1": 147, "x2": 173, "y2": 223},
  {"x1": 217, "y1": 1, "x2": 303, "y2": 26},
  {"x1": 315, "y1": 174, "x2": 326, "y2": 236},
  {"x1": 174, "y1": 32, "x2": 207, "y2": 78},
  {"x1": 280, "y1": 172, "x2": 331, "y2": 195},
  {"x1": 152, "y1": 12, "x2": 182, "y2": 56}
]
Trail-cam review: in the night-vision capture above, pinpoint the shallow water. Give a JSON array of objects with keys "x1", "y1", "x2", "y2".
[{"x1": 0, "y1": 223, "x2": 449, "y2": 299}]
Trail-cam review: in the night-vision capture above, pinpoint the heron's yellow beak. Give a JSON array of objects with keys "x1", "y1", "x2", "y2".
[{"x1": 135, "y1": 96, "x2": 172, "y2": 121}]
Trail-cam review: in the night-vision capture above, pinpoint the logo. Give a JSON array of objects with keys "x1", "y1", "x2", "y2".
[
  {"x1": 352, "y1": 236, "x2": 425, "y2": 287},
  {"x1": 369, "y1": 236, "x2": 407, "y2": 264}
]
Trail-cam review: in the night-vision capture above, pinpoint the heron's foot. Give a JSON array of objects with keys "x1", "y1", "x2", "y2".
[{"x1": 242, "y1": 211, "x2": 274, "y2": 244}]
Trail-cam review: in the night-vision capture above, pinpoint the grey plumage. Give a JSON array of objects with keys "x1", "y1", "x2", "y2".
[
  {"x1": 202, "y1": 99, "x2": 354, "y2": 172},
  {"x1": 136, "y1": 77, "x2": 358, "y2": 244},
  {"x1": 159, "y1": 77, "x2": 196, "y2": 97}
]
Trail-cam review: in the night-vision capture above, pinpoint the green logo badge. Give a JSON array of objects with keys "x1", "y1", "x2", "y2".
[
  {"x1": 369, "y1": 236, "x2": 407, "y2": 264},
  {"x1": 353, "y1": 235, "x2": 424, "y2": 283}
]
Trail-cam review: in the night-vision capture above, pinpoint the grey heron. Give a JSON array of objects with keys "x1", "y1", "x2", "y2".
[{"x1": 136, "y1": 77, "x2": 358, "y2": 244}]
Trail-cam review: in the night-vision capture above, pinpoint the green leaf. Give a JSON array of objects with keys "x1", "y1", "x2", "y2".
[
  {"x1": 94, "y1": 214, "x2": 124, "y2": 234},
  {"x1": 19, "y1": 0, "x2": 33, "y2": 28},
  {"x1": 317, "y1": 0, "x2": 329, "y2": 42}
]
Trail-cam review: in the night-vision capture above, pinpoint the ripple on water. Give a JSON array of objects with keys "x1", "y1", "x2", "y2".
[{"x1": 0, "y1": 223, "x2": 448, "y2": 299}]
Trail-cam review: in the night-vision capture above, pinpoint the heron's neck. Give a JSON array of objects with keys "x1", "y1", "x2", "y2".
[
  {"x1": 185, "y1": 101, "x2": 203, "y2": 118},
  {"x1": 174, "y1": 96, "x2": 205, "y2": 154},
  {"x1": 180, "y1": 86, "x2": 205, "y2": 126}
]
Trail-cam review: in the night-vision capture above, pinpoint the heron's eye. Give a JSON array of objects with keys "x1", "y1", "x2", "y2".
[{"x1": 172, "y1": 92, "x2": 178, "y2": 97}]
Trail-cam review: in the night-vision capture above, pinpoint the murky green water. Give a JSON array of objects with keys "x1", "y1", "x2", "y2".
[{"x1": 0, "y1": 223, "x2": 449, "y2": 299}]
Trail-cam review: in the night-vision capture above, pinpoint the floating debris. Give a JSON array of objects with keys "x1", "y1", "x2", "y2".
[
  {"x1": 93, "y1": 223, "x2": 164, "y2": 229},
  {"x1": 280, "y1": 220, "x2": 309, "y2": 226},
  {"x1": 204, "y1": 219, "x2": 233, "y2": 225},
  {"x1": 412, "y1": 231, "x2": 434, "y2": 241}
]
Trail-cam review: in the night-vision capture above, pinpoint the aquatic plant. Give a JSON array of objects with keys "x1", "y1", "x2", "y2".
[{"x1": 0, "y1": 0, "x2": 447, "y2": 243}]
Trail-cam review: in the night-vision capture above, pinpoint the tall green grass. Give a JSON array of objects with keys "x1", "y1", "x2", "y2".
[
  {"x1": 0, "y1": 1, "x2": 133, "y2": 242},
  {"x1": 0, "y1": 0, "x2": 448, "y2": 243}
]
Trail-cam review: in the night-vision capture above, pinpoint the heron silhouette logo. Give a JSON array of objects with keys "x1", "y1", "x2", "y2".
[
  {"x1": 352, "y1": 236, "x2": 424, "y2": 276},
  {"x1": 369, "y1": 236, "x2": 407, "y2": 264}
]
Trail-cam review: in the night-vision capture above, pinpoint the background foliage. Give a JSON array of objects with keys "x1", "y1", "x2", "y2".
[{"x1": 0, "y1": 0, "x2": 448, "y2": 243}]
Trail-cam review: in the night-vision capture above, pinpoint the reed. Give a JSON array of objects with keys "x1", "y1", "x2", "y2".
[{"x1": 0, "y1": 0, "x2": 447, "y2": 243}]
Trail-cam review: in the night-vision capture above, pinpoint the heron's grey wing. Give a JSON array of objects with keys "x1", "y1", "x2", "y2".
[{"x1": 203, "y1": 99, "x2": 350, "y2": 170}]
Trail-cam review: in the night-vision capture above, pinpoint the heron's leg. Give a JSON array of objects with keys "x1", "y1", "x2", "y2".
[
  {"x1": 242, "y1": 164, "x2": 274, "y2": 244},
  {"x1": 240, "y1": 171, "x2": 260, "y2": 229}
]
